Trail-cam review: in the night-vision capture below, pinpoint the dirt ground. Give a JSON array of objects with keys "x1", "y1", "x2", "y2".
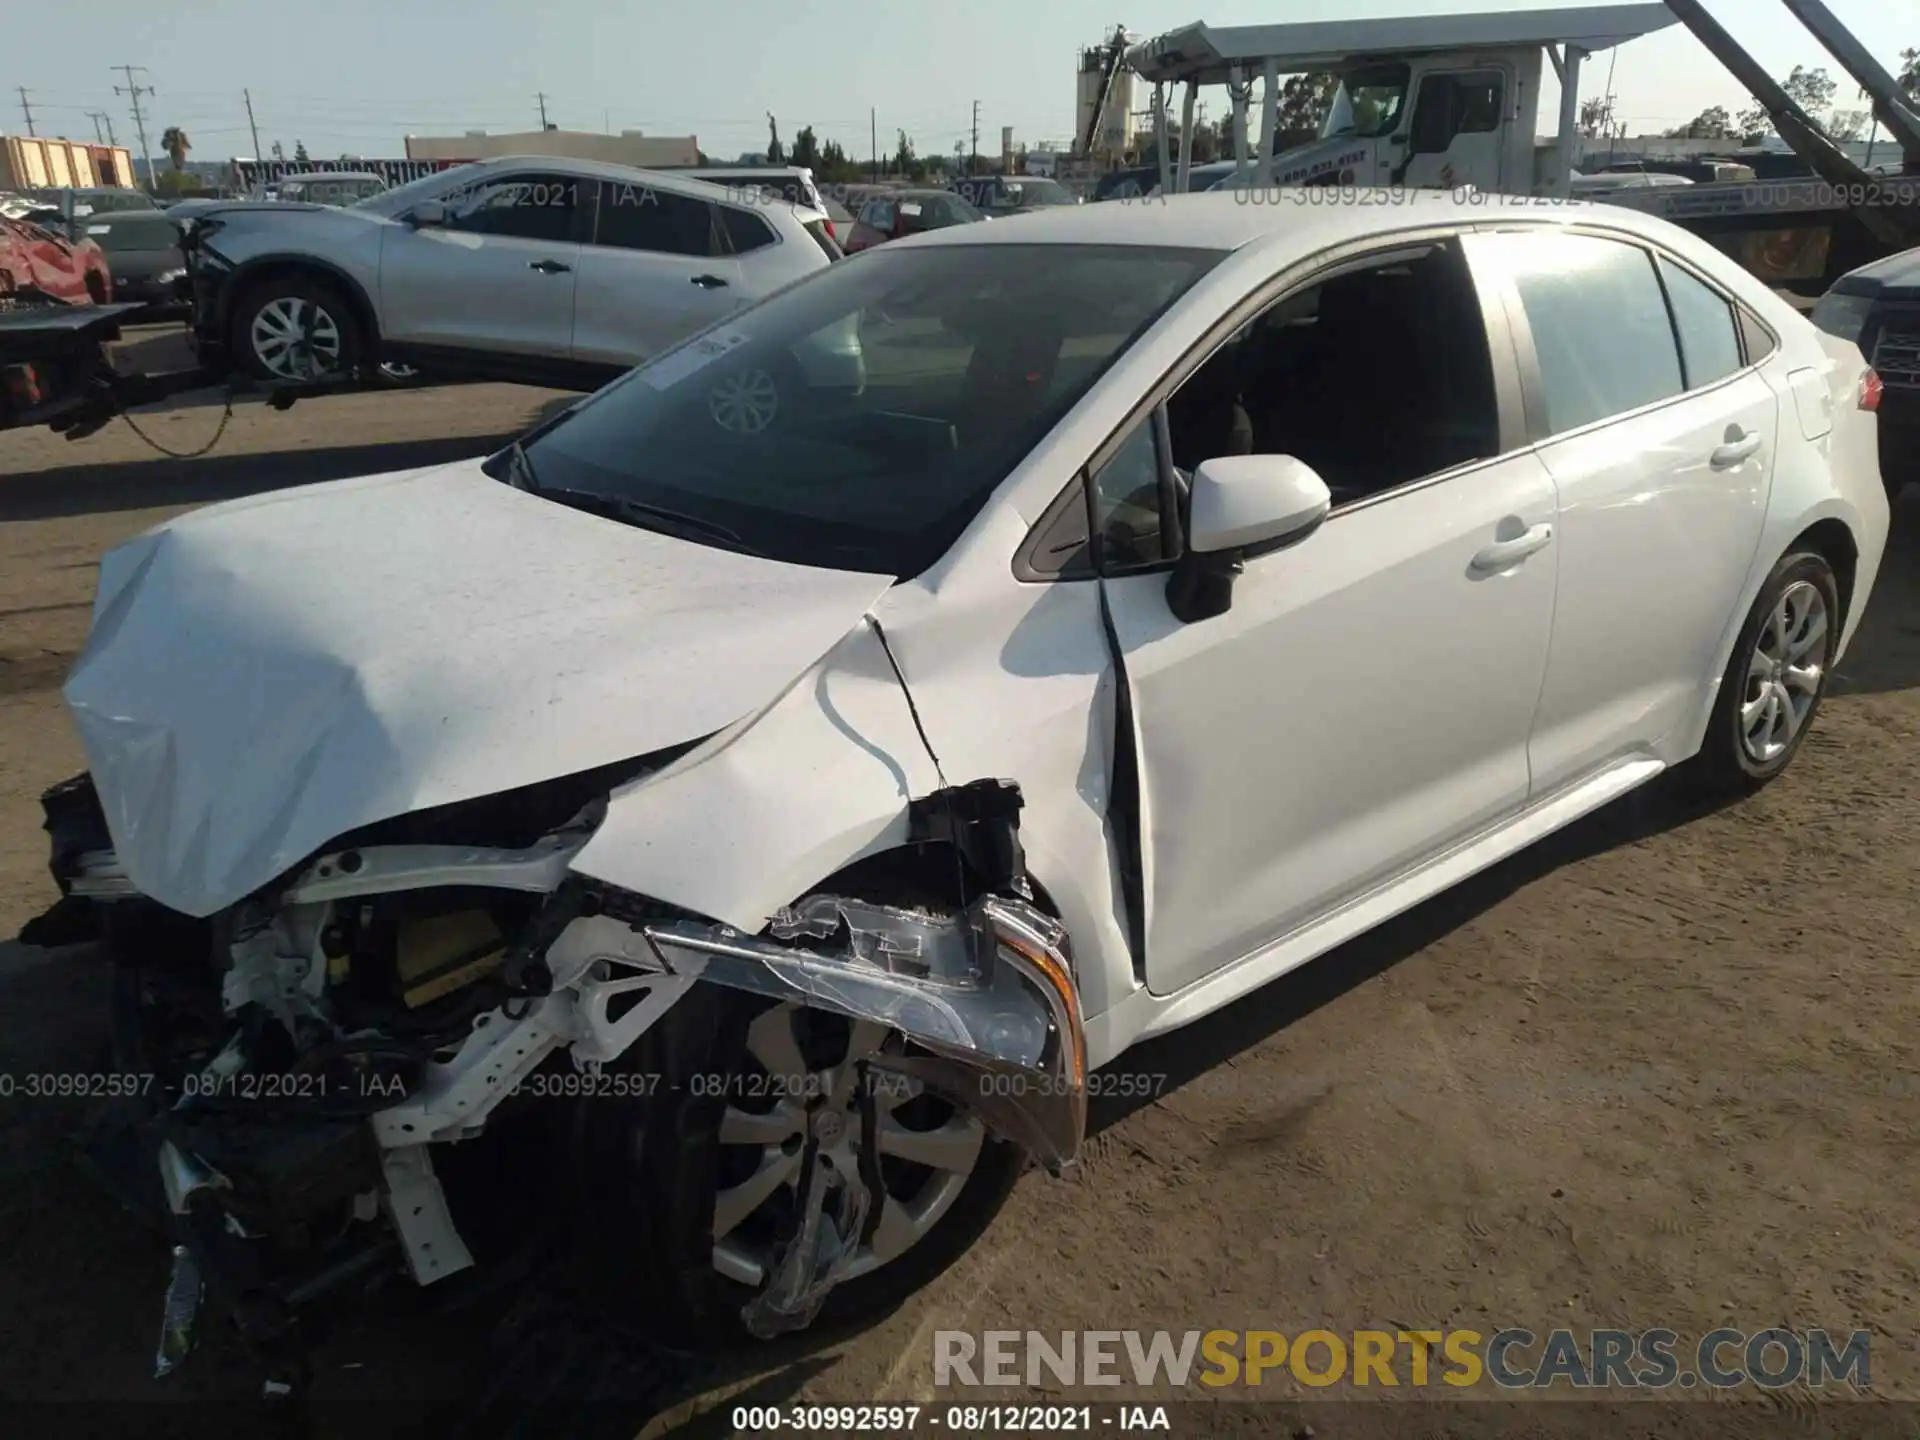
[{"x1": 1, "y1": 328, "x2": 1917, "y2": 1435}]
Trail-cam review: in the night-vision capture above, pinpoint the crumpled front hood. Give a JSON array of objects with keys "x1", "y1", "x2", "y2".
[{"x1": 63, "y1": 460, "x2": 892, "y2": 918}]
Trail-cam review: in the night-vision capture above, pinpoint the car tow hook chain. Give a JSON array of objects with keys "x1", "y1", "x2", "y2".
[{"x1": 113, "y1": 381, "x2": 238, "y2": 460}]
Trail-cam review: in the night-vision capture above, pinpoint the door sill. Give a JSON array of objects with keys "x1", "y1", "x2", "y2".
[{"x1": 1085, "y1": 755, "x2": 1665, "y2": 1065}]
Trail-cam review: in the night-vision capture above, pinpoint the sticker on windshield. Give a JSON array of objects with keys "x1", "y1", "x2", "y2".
[
  {"x1": 640, "y1": 327, "x2": 751, "y2": 389},
  {"x1": 899, "y1": 201, "x2": 923, "y2": 216},
  {"x1": 87, "y1": 224, "x2": 113, "y2": 234}
]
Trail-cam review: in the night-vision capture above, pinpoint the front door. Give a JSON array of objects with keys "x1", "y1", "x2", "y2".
[
  {"x1": 377, "y1": 169, "x2": 584, "y2": 356},
  {"x1": 1097, "y1": 238, "x2": 1559, "y2": 996},
  {"x1": 1394, "y1": 69, "x2": 1509, "y2": 192}
]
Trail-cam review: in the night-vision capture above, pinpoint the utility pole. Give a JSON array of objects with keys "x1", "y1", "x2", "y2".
[
  {"x1": 243, "y1": 88, "x2": 263, "y2": 160},
  {"x1": 871, "y1": 107, "x2": 878, "y2": 182},
  {"x1": 113, "y1": 64, "x2": 157, "y2": 188},
  {"x1": 536, "y1": 92, "x2": 550, "y2": 129},
  {"x1": 16, "y1": 87, "x2": 34, "y2": 136},
  {"x1": 970, "y1": 100, "x2": 980, "y2": 174},
  {"x1": 88, "y1": 112, "x2": 105, "y2": 143}
]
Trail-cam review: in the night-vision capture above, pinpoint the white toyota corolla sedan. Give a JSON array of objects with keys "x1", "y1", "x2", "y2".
[{"x1": 33, "y1": 190, "x2": 1888, "y2": 1354}]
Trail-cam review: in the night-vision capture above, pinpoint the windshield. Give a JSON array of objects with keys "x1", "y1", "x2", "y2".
[
  {"x1": 512, "y1": 243, "x2": 1222, "y2": 576},
  {"x1": 1002, "y1": 178, "x2": 1074, "y2": 207},
  {"x1": 86, "y1": 215, "x2": 180, "y2": 251},
  {"x1": 355, "y1": 166, "x2": 477, "y2": 213},
  {"x1": 1319, "y1": 64, "x2": 1411, "y2": 140}
]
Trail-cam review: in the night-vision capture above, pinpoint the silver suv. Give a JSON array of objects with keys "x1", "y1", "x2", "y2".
[{"x1": 181, "y1": 155, "x2": 845, "y2": 389}]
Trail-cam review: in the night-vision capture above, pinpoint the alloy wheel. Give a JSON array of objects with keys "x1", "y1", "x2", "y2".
[
  {"x1": 1739, "y1": 579, "x2": 1827, "y2": 765},
  {"x1": 709, "y1": 1004, "x2": 985, "y2": 1288},
  {"x1": 249, "y1": 296, "x2": 342, "y2": 380}
]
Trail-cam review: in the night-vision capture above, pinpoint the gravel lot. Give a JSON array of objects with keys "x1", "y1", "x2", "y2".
[{"x1": 1, "y1": 333, "x2": 1916, "y2": 1434}]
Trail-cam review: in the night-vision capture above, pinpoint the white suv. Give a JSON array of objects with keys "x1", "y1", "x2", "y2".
[{"x1": 181, "y1": 155, "x2": 845, "y2": 389}]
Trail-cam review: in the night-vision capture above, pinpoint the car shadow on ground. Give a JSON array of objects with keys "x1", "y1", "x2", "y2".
[{"x1": 0, "y1": 433, "x2": 523, "y2": 524}]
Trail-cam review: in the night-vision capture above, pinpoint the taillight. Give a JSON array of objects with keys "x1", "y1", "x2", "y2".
[
  {"x1": 825, "y1": 218, "x2": 836, "y2": 243},
  {"x1": 1859, "y1": 368, "x2": 1882, "y2": 412}
]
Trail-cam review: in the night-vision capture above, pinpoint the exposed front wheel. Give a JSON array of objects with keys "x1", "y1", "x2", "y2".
[
  {"x1": 1692, "y1": 550, "x2": 1839, "y2": 794},
  {"x1": 567, "y1": 987, "x2": 1024, "y2": 1351},
  {"x1": 231, "y1": 277, "x2": 364, "y2": 382}
]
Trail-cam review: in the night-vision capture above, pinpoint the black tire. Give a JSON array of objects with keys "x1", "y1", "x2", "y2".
[
  {"x1": 563, "y1": 984, "x2": 1024, "y2": 1352},
  {"x1": 229, "y1": 273, "x2": 365, "y2": 382},
  {"x1": 1691, "y1": 549, "x2": 1840, "y2": 795}
]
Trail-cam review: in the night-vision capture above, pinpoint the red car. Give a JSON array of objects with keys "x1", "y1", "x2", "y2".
[
  {"x1": 0, "y1": 213, "x2": 112, "y2": 305},
  {"x1": 843, "y1": 188, "x2": 986, "y2": 253}
]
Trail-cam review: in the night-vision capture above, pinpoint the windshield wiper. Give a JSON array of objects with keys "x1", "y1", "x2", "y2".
[{"x1": 537, "y1": 486, "x2": 763, "y2": 556}]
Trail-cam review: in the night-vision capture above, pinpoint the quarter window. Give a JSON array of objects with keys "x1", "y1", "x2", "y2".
[
  {"x1": 718, "y1": 204, "x2": 775, "y2": 254},
  {"x1": 440, "y1": 173, "x2": 581, "y2": 243},
  {"x1": 594, "y1": 181, "x2": 717, "y2": 256},
  {"x1": 1659, "y1": 257, "x2": 1743, "y2": 389},
  {"x1": 1092, "y1": 420, "x2": 1169, "y2": 570},
  {"x1": 1495, "y1": 232, "x2": 1684, "y2": 435}
]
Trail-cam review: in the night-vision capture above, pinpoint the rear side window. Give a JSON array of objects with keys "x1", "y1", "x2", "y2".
[
  {"x1": 1495, "y1": 231, "x2": 1684, "y2": 435},
  {"x1": 717, "y1": 205, "x2": 775, "y2": 254},
  {"x1": 594, "y1": 182, "x2": 716, "y2": 256},
  {"x1": 1658, "y1": 257, "x2": 1743, "y2": 389}
]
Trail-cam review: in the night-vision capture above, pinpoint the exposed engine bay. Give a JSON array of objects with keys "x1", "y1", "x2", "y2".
[{"x1": 33, "y1": 761, "x2": 1084, "y2": 1371}]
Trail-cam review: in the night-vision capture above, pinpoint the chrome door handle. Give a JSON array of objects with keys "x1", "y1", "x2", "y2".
[
  {"x1": 1471, "y1": 523, "x2": 1554, "y2": 572},
  {"x1": 528, "y1": 259, "x2": 571, "y2": 274},
  {"x1": 1710, "y1": 430, "x2": 1763, "y2": 468},
  {"x1": 690, "y1": 273, "x2": 729, "y2": 288}
]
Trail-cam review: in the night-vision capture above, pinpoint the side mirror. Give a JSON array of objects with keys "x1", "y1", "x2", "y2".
[
  {"x1": 1165, "y1": 454, "x2": 1332, "y2": 624},
  {"x1": 407, "y1": 199, "x2": 448, "y2": 227}
]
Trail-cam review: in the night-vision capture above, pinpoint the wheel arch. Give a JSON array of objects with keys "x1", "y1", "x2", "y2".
[{"x1": 219, "y1": 253, "x2": 381, "y2": 350}]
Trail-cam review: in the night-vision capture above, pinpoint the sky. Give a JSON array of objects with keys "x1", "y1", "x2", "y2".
[{"x1": 7, "y1": 0, "x2": 1915, "y2": 164}]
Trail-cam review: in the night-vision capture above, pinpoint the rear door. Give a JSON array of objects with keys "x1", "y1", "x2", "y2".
[
  {"x1": 569, "y1": 181, "x2": 744, "y2": 367},
  {"x1": 376, "y1": 169, "x2": 585, "y2": 356},
  {"x1": 1470, "y1": 229, "x2": 1778, "y2": 794}
]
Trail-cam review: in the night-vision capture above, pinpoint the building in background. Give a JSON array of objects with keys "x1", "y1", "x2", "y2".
[
  {"x1": 1, "y1": 134, "x2": 138, "y2": 191},
  {"x1": 404, "y1": 130, "x2": 701, "y2": 167}
]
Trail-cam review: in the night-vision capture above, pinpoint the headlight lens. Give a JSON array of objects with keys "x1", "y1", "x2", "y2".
[{"x1": 1810, "y1": 291, "x2": 1874, "y2": 346}]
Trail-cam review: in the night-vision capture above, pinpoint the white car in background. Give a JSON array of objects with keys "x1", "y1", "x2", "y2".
[
  {"x1": 178, "y1": 154, "x2": 846, "y2": 389},
  {"x1": 36, "y1": 191, "x2": 1888, "y2": 1358}
]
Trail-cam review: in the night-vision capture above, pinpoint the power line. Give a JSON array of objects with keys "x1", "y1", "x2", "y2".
[{"x1": 113, "y1": 63, "x2": 156, "y2": 187}]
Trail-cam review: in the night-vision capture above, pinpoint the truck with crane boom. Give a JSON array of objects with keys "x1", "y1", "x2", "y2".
[{"x1": 1127, "y1": 0, "x2": 1919, "y2": 295}]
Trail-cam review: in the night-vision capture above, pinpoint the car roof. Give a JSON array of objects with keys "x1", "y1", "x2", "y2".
[
  {"x1": 906, "y1": 186, "x2": 1717, "y2": 258},
  {"x1": 445, "y1": 154, "x2": 788, "y2": 204},
  {"x1": 280, "y1": 171, "x2": 384, "y2": 182}
]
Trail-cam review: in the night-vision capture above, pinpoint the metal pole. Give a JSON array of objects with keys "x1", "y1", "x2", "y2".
[
  {"x1": 1555, "y1": 46, "x2": 1585, "y2": 196},
  {"x1": 1230, "y1": 65, "x2": 1249, "y2": 184},
  {"x1": 17, "y1": 87, "x2": 34, "y2": 137},
  {"x1": 872, "y1": 107, "x2": 878, "y2": 181},
  {"x1": 1256, "y1": 59, "x2": 1280, "y2": 186},
  {"x1": 1176, "y1": 78, "x2": 1197, "y2": 192},
  {"x1": 244, "y1": 88, "x2": 262, "y2": 161},
  {"x1": 1153, "y1": 83, "x2": 1171, "y2": 194}
]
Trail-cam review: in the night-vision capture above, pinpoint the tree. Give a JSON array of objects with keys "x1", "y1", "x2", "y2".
[
  {"x1": 294, "y1": 139, "x2": 310, "y2": 163},
  {"x1": 158, "y1": 125, "x2": 191, "y2": 170},
  {"x1": 1664, "y1": 105, "x2": 1734, "y2": 139},
  {"x1": 1735, "y1": 102, "x2": 1770, "y2": 145},
  {"x1": 765, "y1": 113, "x2": 783, "y2": 165},
  {"x1": 1577, "y1": 97, "x2": 1611, "y2": 139},
  {"x1": 1899, "y1": 48, "x2": 1918, "y2": 102},
  {"x1": 1782, "y1": 64, "x2": 1836, "y2": 124},
  {"x1": 1276, "y1": 72, "x2": 1338, "y2": 132},
  {"x1": 790, "y1": 124, "x2": 819, "y2": 170},
  {"x1": 1827, "y1": 108, "x2": 1870, "y2": 141},
  {"x1": 893, "y1": 128, "x2": 916, "y2": 179}
]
